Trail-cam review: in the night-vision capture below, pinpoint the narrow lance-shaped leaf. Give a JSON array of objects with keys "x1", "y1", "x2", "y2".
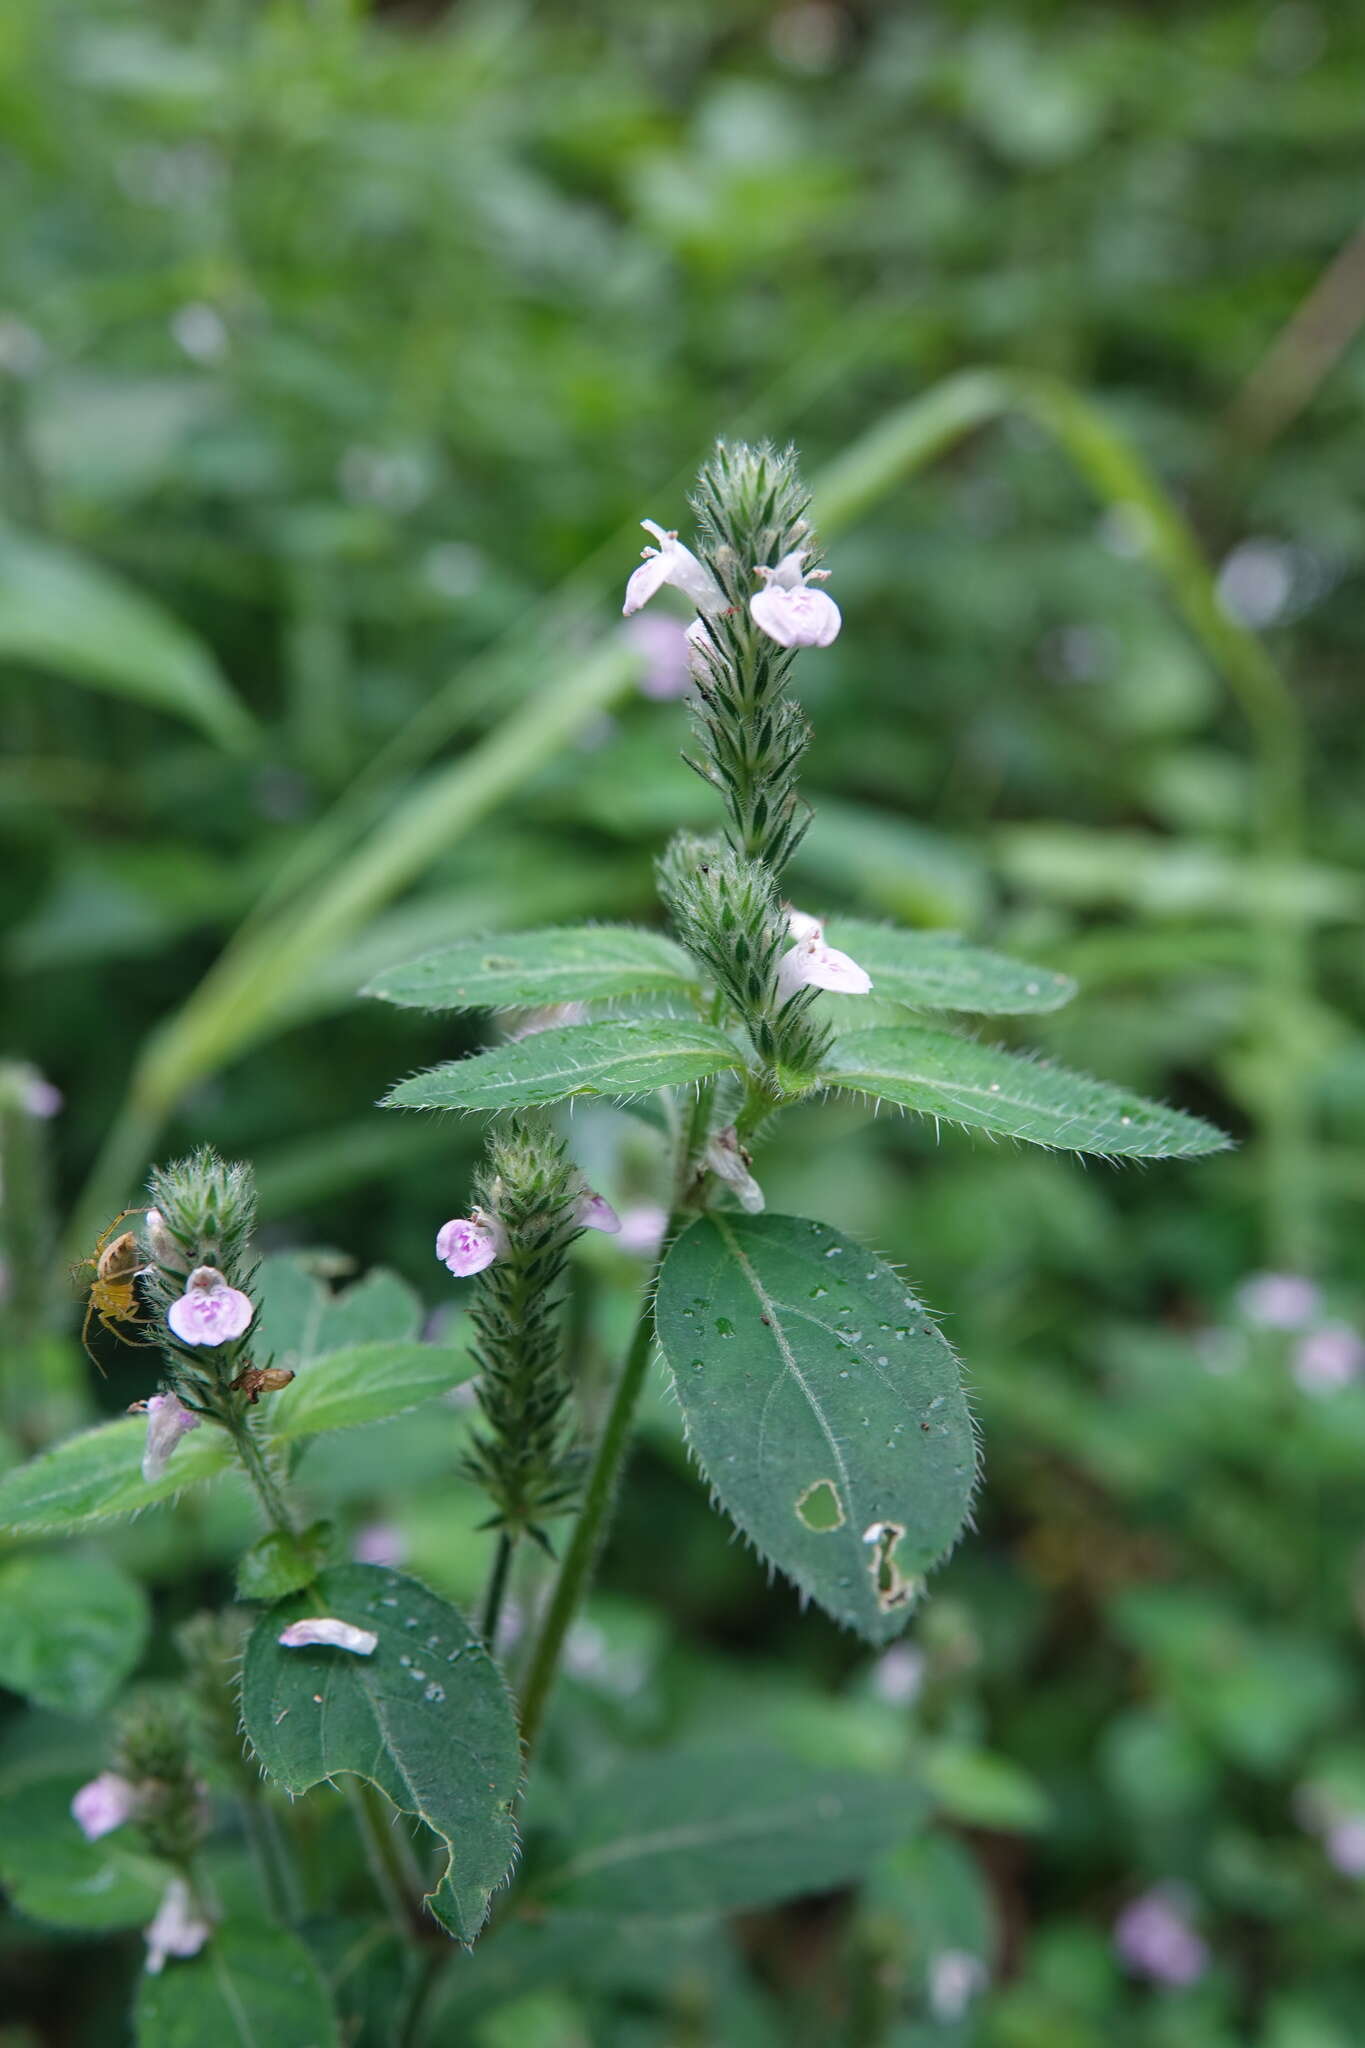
[
  {"x1": 534, "y1": 1747, "x2": 928, "y2": 1919},
  {"x1": 655, "y1": 1213, "x2": 976, "y2": 1645},
  {"x1": 825, "y1": 1025, "x2": 1230, "y2": 1159},
  {"x1": 364, "y1": 925, "x2": 699, "y2": 1013},
  {"x1": 823, "y1": 919, "x2": 1076, "y2": 1015},
  {"x1": 241, "y1": 1565, "x2": 520, "y2": 1944},
  {"x1": 383, "y1": 1019, "x2": 743, "y2": 1114}
]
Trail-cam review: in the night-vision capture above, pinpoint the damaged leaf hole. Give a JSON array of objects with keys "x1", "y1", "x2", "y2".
[
  {"x1": 796, "y1": 1478, "x2": 845, "y2": 1532},
  {"x1": 863, "y1": 1520, "x2": 918, "y2": 1612}
]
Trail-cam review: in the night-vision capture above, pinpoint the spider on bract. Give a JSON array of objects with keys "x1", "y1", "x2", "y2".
[{"x1": 74, "y1": 1212, "x2": 154, "y2": 1371}]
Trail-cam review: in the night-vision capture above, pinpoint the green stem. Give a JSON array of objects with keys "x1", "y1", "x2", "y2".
[
  {"x1": 478, "y1": 1531, "x2": 516, "y2": 1649},
  {"x1": 341, "y1": 1777, "x2": 423, "y2": 1946},
  {"x1": 517, "y1": 1213, "x2": 681, "y2": 1764},
  {"x1": 224, "y1": 1412, "x2": 297, "y2": 1536}
]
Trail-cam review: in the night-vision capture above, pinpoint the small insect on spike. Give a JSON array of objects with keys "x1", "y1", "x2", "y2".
[{"x1": 74, "y1": 1210, "x2": 154, "y2": 1374}]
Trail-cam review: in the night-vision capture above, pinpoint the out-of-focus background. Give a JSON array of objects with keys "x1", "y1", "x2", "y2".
[{"x1": 3, "y1": 1, "x2": 1365, "y2": 2042}]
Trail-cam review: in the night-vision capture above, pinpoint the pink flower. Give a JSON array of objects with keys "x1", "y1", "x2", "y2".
[
  {"x1": 71, "y1": 1771, "x2": 137, "y2": 1842},
  {"x1": 353, "y1": 1521, "x2": 406, "y2": 1568},
  {"x1": 1236, "y1": 1271, "x2": 1321, "y2": 1330},
  {"x1": 143, "y1": 1876, "x2": 211, "y2": 1974},
  {"x1": 24, "y1": 1073, "x2": 62, "y2": 1118},
  {"x1": 141, "y1": 1392, "x2": 202, "y2": 1484},
  {"x1": 617, "y1": 1203, "x2": 668, "y2": 1256},
  {"x1": 1113, "y1": 1888, "x2": 1209, "y2": 1987},
  {"x1": 436, "y1": 1208, "x2": 505, "y2": 1277},
  {"x1": 1325, "y1": 1816, "x2": 1365, "y2": 1878},
  {"x1": 928, "y1": 1950, "x2": 988, "y2": 2022},
  {"x1": 625, "y1": 614, "x2": 694, "y2": 700},
  {"x1": 579, "y1": 1191, "x2": 622, "y2": 1234},
  {"x1": 166, "y1": 1266, "x2": 253, "y2": 1348},
  {"x1": 622, "y1": 520, "x2": 724, "y2": 618},
  {"x1": 750, "y1": 549, "x2": 841, "y2": 649},
  {"x1": 1292, "y1": 1322, "x2": 1364, "y2": 1395},
  {"x1": 869, "y1": 1644, "x2": 926, "y2": 1707},
  {"x1": 776, "y1": 909, "x2": 872, "y2": 1002},
  {"x1": 704, "y1": 1127, "x2": 765, "y2": 1214},
  {"x1": 143, "y1": 1207, "x2": 187, "y2": 1271},
  {"x1": 278, "y1": 1616, "x2": 378, "y2": 1655}
]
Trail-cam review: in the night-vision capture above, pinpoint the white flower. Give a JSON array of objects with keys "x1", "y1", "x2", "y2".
[
  {"x1": 278, "y1": 1616, "x2": 378, "y2": 1655},
  {"x1": 928, "y1": 1949, "x2": 988, "y2": 2022},
  {"x1": 166, "y1": 1267, "x2": 253, "y2": 1347},
  {"x1": 141, "y1": 1392, "x2": 202, "y2": 1484},
  {"x1": 776, "y1": 908, "x2": 872, "y2": 1002},
  {"x1": 704, "y1": 1127, "x2": 765, "y2": 1214},
  {"x1": 622, "y1": 520, "x2": 724, "y2": 618},
  {"x1": 750, "y1": 548, "x2": 841, "y2": 648},
  {"x1": 143, "y1": 1876, "x2": 211, "y2": 1974},
  {"x1": 579, "y1": 1191, "x2": 622, "y2": 1234},
  {"x1": 436, "y1": 1207, "x2": 505, "y2": 1277},
  {"x1": 71, "y1": 1771, "x2": 138, "y2": 1842}
]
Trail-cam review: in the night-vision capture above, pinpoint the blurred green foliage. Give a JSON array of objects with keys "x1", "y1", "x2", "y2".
[{"x1": 2, "y1": 0, "x2": 1365, "y2": 2042}]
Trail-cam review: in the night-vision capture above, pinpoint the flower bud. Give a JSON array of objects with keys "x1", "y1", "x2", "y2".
[{"x1": 140, "y1": 1392, "x2": 202, "y2": 1483}]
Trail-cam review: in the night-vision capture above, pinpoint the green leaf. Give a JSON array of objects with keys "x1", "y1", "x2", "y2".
[
  {"x1": 135, "y1": 1922, "x2": 340, "y2": 2048},
  {"x1": 241, "y1": 1565, "x2": 520, "y2": 1944},
  {"x1": 823, "y1": 919, "x2": 1075, "y2": 1014},
  {"x1": 0, "y1": 1767, "x2": 166, "y2": 1930},
  {"x1": 364, "y1": 924, "x2": 698, "y2": 1012},
  {"x1": 254, "y1": 1254, "x2": 422, "y2": 1368},
  {"x1": 654, "y1": 1214, "x2": 976, "y2": 1645},
  {"x1": 236, "y1": 1521, "x2": 333, "y2": 1602},
  {"x1": 0, "y1": 1418, "x2": 233, "y2": 1535},
  {"x1": 267, "y1": 1342, "x2": 474, "y2": 1439},
  {"x1": 0, "y1": 1552, "x2": 150, "y2": 1714},
  {"x1": 825, "y1": 1025, "x2": 1230, "y2": 1158},
  {"x1": 923, "y1": 1745, "x2": 1051, "y2": 1832},
  {"x1": 383, "y1": 1020, "x2": 743, "y2": 1113},
  {"x1": 0, "y1": 526, "x2": 255, "y2": 753},
  {"x1": 536, "y1": 1747, "x2": 927, "y2": 1919}
]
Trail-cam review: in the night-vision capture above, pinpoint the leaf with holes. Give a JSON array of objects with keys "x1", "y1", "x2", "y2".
[
  {"x1": 364, "y1": 925, "x2": 698, "y2": 1012},
  {"x1": 823, "y1": 919, "x2": 1075, "y2": 1014},
  {"x1": 533, "y1": 1747, "x2": 927, "y2": 1919},
  {"x1": 383, "y1": 1020, "x2": 744, "y2": 1113},
  {"x1": 825, "y1": 1025, "x2": 1229, "y2": 1158},
  {"x1": 655, "y1": 1213, "x2": 976, "y2": 1644},
  {"x1": 240, "y1": 1565, "x2": 520, "y2": 1944},
  {"x1": 134, "y1": 1922, "x2": 340, "y2": 2047}
]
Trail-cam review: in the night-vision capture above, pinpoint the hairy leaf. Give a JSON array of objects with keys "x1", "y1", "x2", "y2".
[
  {"x1": 254, "y1": 1254, "x2": 422, "y2": 1369},
  {"x1": 241, "y1": 1565, "x2": 520, "y2": 1944},
  {"x1": 268, "y1": 1342, "x2": 474, "y2": 1440},
  {"x1": 364, "y1": 924, "x2": 698, "y2": 1012},
  {"x1": 135, "y1": 1922, "x2": 340, "y2": 2047},
  {"x1": 655, "y1": 1214, "x2": 976, "y2": 1644},
  {"x1": 825, "y1": 1025, "x2": 1229, "y2": 1158},
  {"x1": 536, "y1": 1747, "x2": 927, "y2": 1918},
  {"x1": 824, "y1": 919, "x2": 1075, "y2": 1014},
  {"x1": 0, "y1": 1553, "x2": 150, "y2": 1714},
  {"x1": 383, "y1": 1019, "x2": 743, "y2": 1113},
  {"x1": 0, "y1": 1422, "x2": 233, "y2": 1535}
]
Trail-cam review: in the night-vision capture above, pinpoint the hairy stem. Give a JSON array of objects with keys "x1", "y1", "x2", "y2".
[{"x1": 478, "y1": 1531, "x2": 516, "y2": 1649}]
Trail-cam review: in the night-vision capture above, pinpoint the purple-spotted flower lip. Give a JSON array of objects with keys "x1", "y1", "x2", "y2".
[
  {"x1": 622, "y1": 520, "x2": 725, "y2": 619},
  {"x1": 166, "y1": 1266, "x2": 254, "y2": 1348},
  {"x1": 750, "y1": 548, "x2": 842, "y2": 649},
  {"x1": 436, "y1": 1207, "x2": 505, "y2": 1277},
  {"x1": 579, "y1": 1190, "x2": 622, "y2": 1234}
]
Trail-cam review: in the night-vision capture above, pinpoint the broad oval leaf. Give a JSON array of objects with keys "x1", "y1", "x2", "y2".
[
  {"x1": 0, "y1": 526, "x2": 255, "y2": 752},
  {"x1": 135, "y1": 1922, "x2": 340, "y2": 2048},
  {"x1": 0, "y1": 1767, "x2": 165, "y2": 1930},
  {"x1": 268, "y1": 1342, "x2": 473, "y2": 1440},
  {"x1": 0, "y1": 1420, "x2": 233, "y2": 1536},
  {"x1": 535, "y1": 1747, "x2": 927, "y2": 1919},
  {"x1": 364, "y1": 925, "x2": 698, "y2": 1013},
  {"x1": 241, "y1": 1565, "x2": 520, "y2": 1944},
  {"x1": 655, "y1": 1214, "x2": 976, "y2": 1644},
  {"x1": 383, "y1": 1019, "x2": 743, "y2": 1113},
  {"x1": 824, "y1": 919, "x2": 1075, "y2": 1014},
  {"x1": 254, "y1": 1254, "x2": 422, "y2": 1367},
  {"x1": 825, "y1": 1025, "x2": 1229, "y2": 1158},
  {"x1": 0, "y1": 1553, "x2": 150, "y2": 1714}
]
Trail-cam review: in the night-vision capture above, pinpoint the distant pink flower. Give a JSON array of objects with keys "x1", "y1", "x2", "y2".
[
  {"x1": 869, "y1": 1644, "x2": 926, "y2": 1707},
  {"x1": 1236, "y1": 1271, "x2": 1321, "y2": 1330},
  {"x1": 1292, "y1": 1322, "x2": 1364, "y2": 1396},
  {"x1": 278, "y1": 1616, "x2": 378, "y2": 1655},
  {"x1": 1325, "y1": 1816, "x2": 1365, "y2": 1878},
  {"x1": 579, "y1": 1191, "x2": 622, "y2": 1234},
  {"x1": 622, "y1": 520, "x2": 724, "y2": 617},
  {"x1": 141, "y1": 1392, "x2": 202, "y2": 1484},
  {"x1": 625, "y1": 613, "x2": 693, "y2": 700},
  {"x1": 436, "y1": 1208, "x2": 505, "y2": 1278},
  {"x1": 24, "y1": 1073, "x2": 62, "y2": 1118},
  {"x1": 617, "y1": 1203, "x2": 668, "y2": 1256},
  {"x1": 750, "y1": 548, "x2": 841, "y2": 648},
  {"x1": 353, "y1": 1521, "x2": 406, "y2": 1568},
  {"x1": 167, "y1": 1266, "x2": 253, "y2": 1348},
  {"x1": 1113, "y1": 1888, "x2": 1209, "y2": 1987},
  {"x1": 776, "y1": 910, "x2": 872, "y2": 1002},
  {"x1": 928, "y1": 1949, "x2": 988, "y2": 2021},
  {"x1": 143, "y1": 1877, "x2": 211, "y2": 1974},
  {"x1": 71, "y1": 1771, "x2": 137, "y2": 1842}
]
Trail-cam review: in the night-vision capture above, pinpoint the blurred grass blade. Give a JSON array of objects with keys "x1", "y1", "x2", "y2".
[{"x1": 0, "y1": 527, "x2": 255, "y2": 752}]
